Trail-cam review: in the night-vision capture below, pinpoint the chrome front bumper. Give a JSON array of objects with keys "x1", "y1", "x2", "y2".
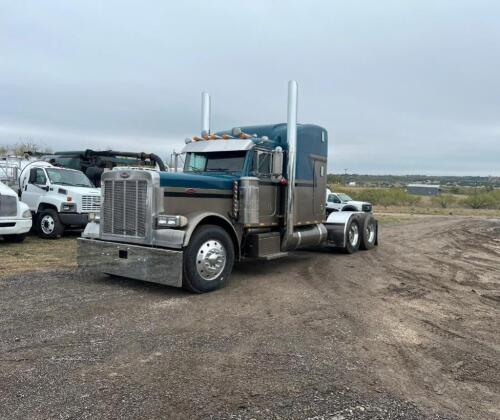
[{"x1": 77, "y1": 238, "x2": 183, "y2": 287}]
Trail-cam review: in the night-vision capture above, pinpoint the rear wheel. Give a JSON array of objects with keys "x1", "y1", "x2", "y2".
[
  {"x1": 360, "y1": 215, "x2": 377, "y2": 250},
  {"x1": 183, "y1": 225, "x2": 234, "y2": 293},
  {"x1": 343, "y1": 218, "x2": 361, "y2": 254},
  {"x1": 2, "y1": 234, "x2": 26, "y2": 243},
  {"x1": 37, "y1": 209, "x2": 64, "y2": 239}
]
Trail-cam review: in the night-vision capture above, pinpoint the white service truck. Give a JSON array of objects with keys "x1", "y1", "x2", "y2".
[
  {"x1": 18, "y1": 162, "x2": 100, "y2": 238},
  {"x1": 325, "y1": 188, "x2": 373, "y2": 214},
  {"x1": 0, "y1": 181, "x2": 32, "y2": 243}
]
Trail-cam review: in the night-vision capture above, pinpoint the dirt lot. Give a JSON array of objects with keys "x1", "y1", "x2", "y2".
[{"x1": 1, "y1": 216, "x2": 499, "y2": 419}]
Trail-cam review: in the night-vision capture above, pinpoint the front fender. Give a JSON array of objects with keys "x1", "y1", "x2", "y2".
[
  {"x1": 38, "y1": 196, "x2": 63, "y2": 212},
  {"x1": 184, "y1": 211, "x2": 241, "y2": 257},
  {"x1": 18, "y1": 200, "x2": 31, "y2": 217}
]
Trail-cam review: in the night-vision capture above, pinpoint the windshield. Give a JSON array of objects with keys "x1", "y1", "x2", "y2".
[
  {"x1": 184, "y1": 151, "x2": 246, "y2": 173},
  {"x1": 338, "y1": 193, "x2": 353, "y2": 202},
  {"x1": 46, "y1": 168, "x2": 94, "y2": 187}
]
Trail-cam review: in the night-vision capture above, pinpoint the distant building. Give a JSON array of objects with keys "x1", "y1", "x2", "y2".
[
  {"x1": 348, "y1": 181, "x2": 356, "y2": 186},
  {"x1": 407, "y1": 183, "x2": 441, "y2": 196}
]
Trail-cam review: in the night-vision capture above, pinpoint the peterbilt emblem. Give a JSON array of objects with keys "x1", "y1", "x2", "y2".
[
  {"x1": 185, "y1": 188, "x2": 196, "y2": 194},
  {"x1": 120, "y1": 172, "x2": 130, "y2": 179}
]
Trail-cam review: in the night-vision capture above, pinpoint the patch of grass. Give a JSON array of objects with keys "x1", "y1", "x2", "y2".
[{"x1": 0, "y1": 234, "x2": 77, "y2": 279}]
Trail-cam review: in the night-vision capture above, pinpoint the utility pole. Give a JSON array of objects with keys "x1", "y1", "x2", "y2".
[{"x1": 344, "y1": 168, "x2": 348, "y2": 186}]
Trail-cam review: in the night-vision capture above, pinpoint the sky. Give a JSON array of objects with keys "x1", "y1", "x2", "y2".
[{"x1": 1, "y1": 0, "x2": 499, "y2": 175}]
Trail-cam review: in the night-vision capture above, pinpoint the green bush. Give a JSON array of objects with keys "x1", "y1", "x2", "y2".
[
  {"x1": 431, "y1": 194, "x2": 457, "y2": 208},
  {"x1": 330, "y1": 186, "x2": 500, "y2": 211},
  {"x1": 334, "y1": 187, "x2": 421, "y2": 207},
  {"x1": 461, "y1": 192, "x2": 499, "y2": 209}
]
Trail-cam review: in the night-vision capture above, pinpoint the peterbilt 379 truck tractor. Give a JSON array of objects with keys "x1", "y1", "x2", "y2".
[{"x1": 78, "y1": 81, "x2": 378, "y2": 293}]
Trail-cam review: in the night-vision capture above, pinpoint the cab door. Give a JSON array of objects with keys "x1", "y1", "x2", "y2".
[
  {"x1": 327, "y1": 194, "x2": 342, "y2": 212},
  {"x1": 22, "y1": 168, "x2": 48, "y2": 211},
  {"x1": 251, "y1": 149, "x2": 279, "y2": 225}
]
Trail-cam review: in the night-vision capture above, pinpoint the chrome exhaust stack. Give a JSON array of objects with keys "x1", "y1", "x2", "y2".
[
  {"x1": 281, "y1": 80, "x2": 327, "y2": 251},
  {"x1": 201, "y1": 91, "x2": 211, "y2": 137},
  {"x1": 281, "y1": 80, "x2": 298, "y2": 251}
]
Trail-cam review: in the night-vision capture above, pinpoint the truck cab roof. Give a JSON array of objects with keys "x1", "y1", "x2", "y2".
[{"x1": 183, "y1": 123, "x2": 328, "y2": 181}]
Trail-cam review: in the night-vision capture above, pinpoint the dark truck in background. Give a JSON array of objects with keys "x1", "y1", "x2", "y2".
[
  {"x1": 42, "y1": 150, "x2": 166, "y2": 187},
  {"x1": 77, "y1": 81, "x2": 379, "y2": 293}
]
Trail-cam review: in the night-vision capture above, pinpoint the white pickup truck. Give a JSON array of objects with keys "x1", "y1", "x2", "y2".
[
  {"x1": 326, "y1": 189, "x2": 373, "y2": 214},
  {"x1": 0, "y1": 181, "x2": 32, "y2": 243},
  {"x1": 18, "y1": 162, "x2": 101, "y2": 239}
]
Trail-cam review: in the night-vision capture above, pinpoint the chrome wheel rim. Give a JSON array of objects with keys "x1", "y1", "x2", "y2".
[
  {"x1": 348, "y1": 223, "x2": 359, "y2": 246},
  {"x1": 366, "y1": 222, "x2": 376, "y2": 244},
  {"x1": 196, "y1": 240, "x2": 227, "y2": 281},
  {"x1": 41, "y1": 215, "x2": 55, "y2": 235}
]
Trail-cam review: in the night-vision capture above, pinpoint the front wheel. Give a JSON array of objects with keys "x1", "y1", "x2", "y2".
[
  {"x1": 37, "y1": 209, "x2": 64, "y2": 239},
  {"x1": 183, "y1": 225, "x2": 235, "y2": 293}
]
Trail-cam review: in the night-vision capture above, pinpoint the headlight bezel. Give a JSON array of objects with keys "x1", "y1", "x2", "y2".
[
  {"x1": 22, "y1": 209, "x2": 32, "y2": 219},
  {"x1": 88, "y1": 212, "x2": 101, "y2": 223},
  {"x1": 155, "y1": 215, "x2": 188, "y2": 229},
  {"x1": 60, "y1": 202, "x2": 77, "y2": 212}
]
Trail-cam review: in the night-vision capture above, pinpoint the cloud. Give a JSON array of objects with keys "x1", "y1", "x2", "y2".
[{"x1": 1, "y1": 0, "x2": 499, "y2": 175}]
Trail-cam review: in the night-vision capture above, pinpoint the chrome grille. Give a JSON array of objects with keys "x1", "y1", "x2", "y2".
[
  {"x1": 102, "y1": 180, "x2": 148, "y2": 237},
  {"x1": 81, "y1": 195, "x2": 101, "y2": 212},
  {"x1": 0, "y1": 195, "x2": 17, "y2": 217}
]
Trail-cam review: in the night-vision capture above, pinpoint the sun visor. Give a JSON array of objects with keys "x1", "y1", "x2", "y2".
[{"x1": 182, "y1": 139, "x2": 255, "y2": 153}]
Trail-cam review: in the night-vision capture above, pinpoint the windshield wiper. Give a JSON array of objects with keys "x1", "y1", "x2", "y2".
[
  {"x1": 186, "y1": 165, "x2": 201, "y2": 172},
  {"x1": 51, "y1": 181, "x2": 73, "y2": 186},
  {"x1": 205, "y1": 168, "x2": 236, "y2": 172}
]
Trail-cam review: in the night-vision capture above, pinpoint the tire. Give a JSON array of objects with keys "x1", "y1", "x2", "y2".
[
  {"x1": 360, "y1": 214, "x2": 377, "y2": 250},
  {"x1": 2, "y1": 234, "x2": 26, "y2": 243},
  {"x1": 343, "y1": 217, "x2": 361, "y2": 254},
  {"x1": 183, "y1": 224, "x2": 235, "y2": 293},
  {"x1": 37, "y1": 209, "x2": 64, "y2": 239}
]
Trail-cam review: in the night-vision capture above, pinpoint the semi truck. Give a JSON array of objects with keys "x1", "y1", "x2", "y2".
[{"x1": 78, "y1": 81, "x2": 378, "y2": 293}]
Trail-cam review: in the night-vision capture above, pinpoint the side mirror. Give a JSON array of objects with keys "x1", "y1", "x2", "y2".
[{"x1": 271, "y1": 147, "x2": 283, "y2": 180}]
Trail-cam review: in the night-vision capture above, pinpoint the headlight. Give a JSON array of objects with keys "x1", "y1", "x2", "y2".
[
  {"x1": 88, "y1": 212, "x2": 101, "y2": 222},
  {"x1": 156, "y1": 215, "x2": 188, "y2": 228},
  {"x1": 22, "y1": 210, "x2": 32, "y2": 218},
  {"x1": 61, "y1": 203, "x2": 77, "y2": 212}
]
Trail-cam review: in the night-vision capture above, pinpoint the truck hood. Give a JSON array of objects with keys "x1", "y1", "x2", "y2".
[
  {"x1": 346, "y1": 200, "x2": 370, "y2": 206},
  {"x1": 0, "y1": 182, "x2": 17, "y2": 197},
  {"x1": 55, "y1": 186, "x2": 100, "y2": 196},
  {"x1": 158, "y1": 172, "x2": 235, "y2": 190}
]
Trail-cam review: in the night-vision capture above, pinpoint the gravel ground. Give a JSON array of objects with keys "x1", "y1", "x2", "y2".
[{"x1": 1, "y1": 216, "x2": 499, "y2": 419}]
